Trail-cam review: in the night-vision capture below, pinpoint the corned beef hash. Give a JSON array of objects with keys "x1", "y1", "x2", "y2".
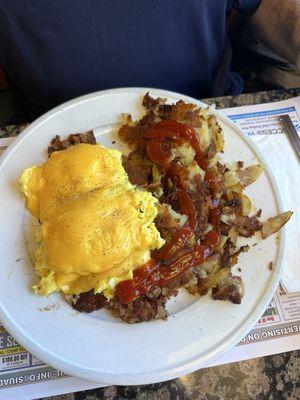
[{"x1": 19, "y1": 94, "x2": 292, "y2": 323}]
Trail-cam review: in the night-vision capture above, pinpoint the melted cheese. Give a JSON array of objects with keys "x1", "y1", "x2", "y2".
[
  {"x1": 21, "y1": 143, "x2": 128, "y2": 222},
  {"x1": 19, "y1": 143, "x2": 164, "y2": 298}
]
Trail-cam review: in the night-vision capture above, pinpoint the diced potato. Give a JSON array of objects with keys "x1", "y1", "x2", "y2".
[
  {"x1": 186, "y1": 284, "x2": 198, "y2": 295},
  {"x1": 237, "y1": 165, "x2": 263, "y2": 187},
  {"x1": 215, "y1": 130, "x2": 225, "y2": 153},
  {"x1": 207, "y1": 268, "x2": 231, "y2": 288},
  {"x1": 240, "y1": 194, "x2": 252, "y2": 216},
  {"x1": 207, "y1": 156, "x2": 218, "y2": 168},
  {"x1": 225, "y1": 165, "x2": 263, "y2": 190},
  {"x1": 120, "y1": 113, "x2": 135, "y2": 127},
  {"x1": 261, "y1": 211, "x2": 293, "y2": 239},
  {"x1": 218, "y1": 234, "x2": 229, "y2": 250},
  {"x1": 186, "y1": 161, "x2": 205, "y2": 191},
  {"x1": 230, "y1": 183, "x2": 243, "y2": 193},
  {"x1": 152, "y1": 186, "x2": 164, "y2": 198},
  {"x1": 197, "y1": 118, "x2": 211, "y2": 151},
  {"x1": 196, "y1": 254, "x2": 220, "y2": 275},
  {"x1": 224, "y1": 171, "x2": 239, "y2": 187},
  {"x1": 196, "y1": 110, "x2": 224, "y2": 154},
  {"x1": 220, "y1": 215, "x2": 231, "y2": 224},
  {"x1": 229, "y1": 227, "x2": 238, "y2": 244},
  {"x1": 152, "y1": 164, "x2": 162, "y2": 184},
  {"x1": 187, "y1": 160, "x2": 205, "y2": 179},
  {"x1": 170, "y1": 142, "x2": 195, "y2": 165},
  {"x1": 208, "y1": 115, "x2": 225, "y2": 153},
  {"x1": 167, "y1": 205, "x2": 188, "y2": 228}
]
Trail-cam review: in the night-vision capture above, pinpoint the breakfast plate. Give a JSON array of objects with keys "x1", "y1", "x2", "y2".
[{"x1": 0, "y1": 88, "x2": 285, "y2": 384}]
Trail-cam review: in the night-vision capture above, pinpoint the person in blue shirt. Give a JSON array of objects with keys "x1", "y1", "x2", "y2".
[{"x1": 0, "y1": 0, "x2": 299, "y2": 121}]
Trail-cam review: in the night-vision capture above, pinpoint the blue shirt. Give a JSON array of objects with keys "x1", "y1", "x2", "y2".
[{"x1": 0, "y1": 0, "x2": 261, "y2": 120}]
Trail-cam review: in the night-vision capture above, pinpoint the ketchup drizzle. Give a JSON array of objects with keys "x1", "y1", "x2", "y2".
[{"x1": 116, "y1": 119, "x2": 221, "y2": 304}]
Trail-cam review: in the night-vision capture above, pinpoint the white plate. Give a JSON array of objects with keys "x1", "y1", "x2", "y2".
[{"x1": 0, "y1": 88, "x2": 285, "y2": 385}]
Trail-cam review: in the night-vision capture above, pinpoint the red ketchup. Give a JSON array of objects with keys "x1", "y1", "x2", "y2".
[
  {"x1": 154, "y1": 189, "x2": 197, "y2": 261},
  {"x1": 116, "y1": 229, "x2": 220, "y2": 304},
  {"x1": 116, "y1": 119, "x2": 221, "y2": 304},
  {"x1": 145, "y1": 119, "x2": 207, "y2": 170}
]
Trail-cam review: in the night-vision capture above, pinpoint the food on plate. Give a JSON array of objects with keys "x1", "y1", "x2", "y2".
[
  {"x1": 19, "y1": 138, "x2": 164, "y2": 298},
  {"x1": 19, "y1": 94, "x2": 292, "y2": 323},
  {"x1": 261, "y1": 211, "x2": 292, "y2": 239}
]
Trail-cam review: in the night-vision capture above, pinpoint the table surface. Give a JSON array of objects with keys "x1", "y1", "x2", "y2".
[{"x1": 2, "y1": 88, "x2": 300, "y2": 400}]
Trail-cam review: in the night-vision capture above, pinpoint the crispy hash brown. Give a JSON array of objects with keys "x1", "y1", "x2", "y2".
[{"x1": 48, "y1": 94, "x2": 292, "y2": 324}]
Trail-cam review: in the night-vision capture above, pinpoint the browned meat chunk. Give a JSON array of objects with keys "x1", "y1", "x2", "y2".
[
  {"x1": 122, "y1": 152, "x2": 152, "y2": 186},
  {"x1": 142, "y1": 92, "x2": 164, "y2": 111},
  {"x1": 212, "y1": 275, "x2": 244, "y2": 304},
  {"x1": 107, "y1": 269, "x2": 198, "y2": 323},
  {"x1": 72, "y1": 290, "x2": 167, "y2": 323},
  {"x1": 189, "y1": 181, "x2": 211, "y2": 240},
  {"x1": 219, "y1": 221, "x2": 231, "y2": 236},
  {"x1": 162, "y1": 269, "x2": 196, "y2": 294},
  {"x1": 107, "y1": 295, "x2": 168, "y2": 324},
  {"x1": 193, "y1": 198, "x2": 210, "y2": 240},
  {"x1": 72, "y1": 291, "x2": 106, "y2": 313},
  {"x1": 220, "y1": 239, "x2": 236, "y2": 269},
  {"x1": 70, "y1": 269, "x2": 198, "y2": 323},
  {"x1": 222, "y1": 192, "x2": 242, "y2": 215},
  {"x1": 160, "y1": 177, "x2": 180, "y2": 212},
  {"x1": 47, "y1": 131, "x2": 96, "y2": 155},
  {"x1": 118, "y1": 113, "x2": 156, "y2": 151},
  {"x1": 220, "y1": 239, "x2": 249, "y2": 269},
  {"x1": 158, "y1": 99, "x2": 202, "y2": 127},
  {"x1": 235, "y1": 216, "x2": 262, "y2": 237},
  {"x1": 154, "y1": 206, "x2": 179, "y2": 240},
  {"x1": 197, "y1": 278, "x2": 210, "y2": 296}
]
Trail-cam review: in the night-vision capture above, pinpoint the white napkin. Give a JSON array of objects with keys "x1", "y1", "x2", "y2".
[{"x1": 221, "y1": 98, "x2": 300, "y2": 293}]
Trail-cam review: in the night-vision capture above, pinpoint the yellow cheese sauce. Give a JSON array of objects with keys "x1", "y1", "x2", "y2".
[{"x1": 19, "y1": 143, "x2": 164, "y2": 298}]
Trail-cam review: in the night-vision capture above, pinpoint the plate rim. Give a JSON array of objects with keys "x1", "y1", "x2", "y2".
[{"x1": 0, "y1": 87, "x2": 286, "y2": 384}]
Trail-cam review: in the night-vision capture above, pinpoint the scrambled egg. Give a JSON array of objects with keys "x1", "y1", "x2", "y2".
[{"x1": 19, "y1": 143, "x2": 164, "y2": 298}]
